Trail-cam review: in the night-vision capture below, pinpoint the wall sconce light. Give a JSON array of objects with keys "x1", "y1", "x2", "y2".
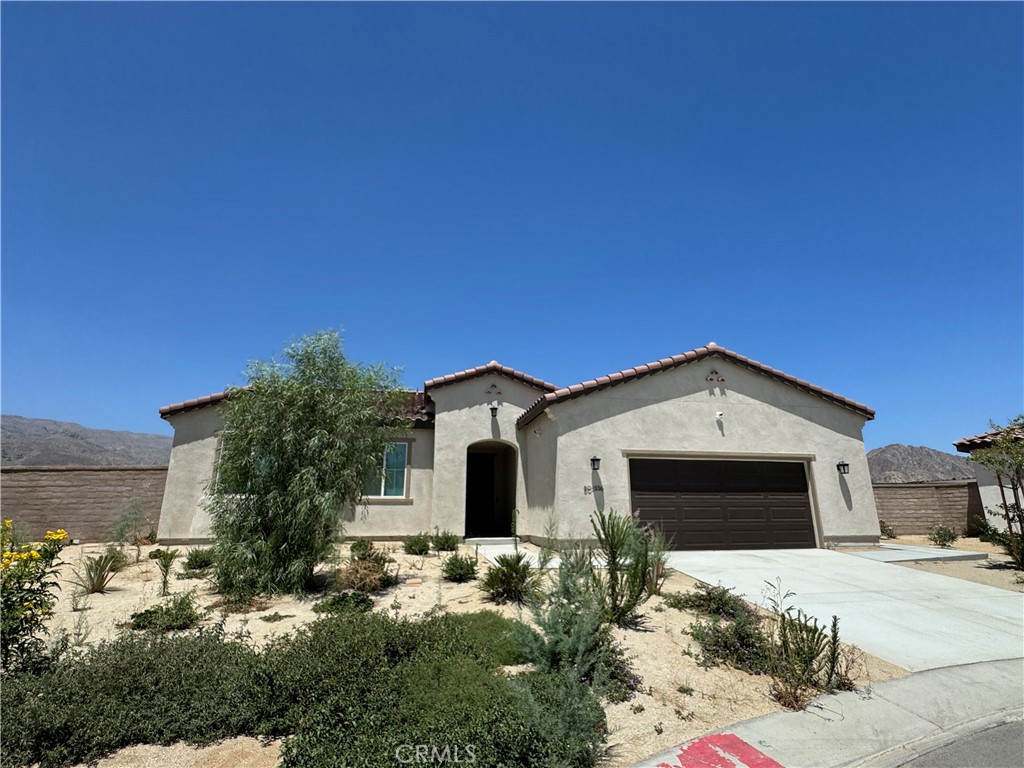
[
  {"x1": 490, "y1": 404, "x2": 498, "y2": 419},
  {"x1": 836, "y1": 461, "x2": 850, "y2": 475},
  {"x1": 590, "y1": 456, "x2": 601, "y2": 471}
]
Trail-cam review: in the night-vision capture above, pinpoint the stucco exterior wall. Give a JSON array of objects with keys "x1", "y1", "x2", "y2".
[
  {"x1": 973, "y1": 464, "x2": 1014, "y2": 532},
  {"x1": 157, "y1": 407, "x2": 223, "y2": 543},
  {"x1": 542, "y1": 358, "x2": 877, "y2": 544},
  {"x1": 427, "y1": 375, "x2": 541, "y2": 536},
  {"x1": 344, "y1": 429, "x2": 435, "y2": 537},
  {"x1": 2, "y1": 466, "x2": 167, "y2": 543}
]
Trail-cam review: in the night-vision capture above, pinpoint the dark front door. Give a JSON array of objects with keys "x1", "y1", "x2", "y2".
[
  {"x1": 465, "y1": 443, "x2": 516, "y2": 538},
  {"x1": 630, "y1": 459, "x2": 816, "y2": 550}
]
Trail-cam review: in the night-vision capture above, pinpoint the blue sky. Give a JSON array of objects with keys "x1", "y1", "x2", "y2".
[{"x1": 2, "y1": 2, "x2": 1021, "y2": 452}]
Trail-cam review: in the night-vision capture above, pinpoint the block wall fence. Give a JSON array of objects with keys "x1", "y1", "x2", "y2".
[
  {"x1": 1, "y1": 466, "x2": 167, "y2": 543},
  {"x1": 871, "y1": 480, "x2": 984, "y2": 536}
]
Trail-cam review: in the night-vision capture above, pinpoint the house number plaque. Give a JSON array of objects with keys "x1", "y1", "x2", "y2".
[{"x1": 583, "y1": 485, "x2": 604, "y2": 495}]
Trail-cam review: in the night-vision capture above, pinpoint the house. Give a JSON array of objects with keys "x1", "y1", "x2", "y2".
[
  {"x1": 953, "y1": 428, "x2": 1020, "y2": 532},
  {"x1": 156, "y1": 342, "x2": 880, "y2": 549}
]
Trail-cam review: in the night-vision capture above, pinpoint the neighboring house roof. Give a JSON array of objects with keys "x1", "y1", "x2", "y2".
[
  {"x1": 516, "y1": 342, "x2": 876, "y2": 428},
  {"x1": 423, "y1": 360, "x2": 559, "y2": 393},
  {"x1": 953, "y1": 428, "x2": 1022, "y2": 453},
  {"x1": 159, "y1": 388, "x2": 435, "y2": 424}
]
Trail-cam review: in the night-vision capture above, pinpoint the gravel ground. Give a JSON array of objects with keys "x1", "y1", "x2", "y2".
[{"x1": 42, "y1": 541, "x2": 907, "y2": 768}]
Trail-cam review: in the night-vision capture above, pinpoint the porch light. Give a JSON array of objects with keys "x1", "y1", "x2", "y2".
[
  {"x1": 836, "y1": 461, "x2": 850, "y2": 475},
  {"x1": 590, "y1": 456, "x2": 601, "y2": 471},
  {"x1": 490, "y1": 404, "x2": 498, "y2": 419}
]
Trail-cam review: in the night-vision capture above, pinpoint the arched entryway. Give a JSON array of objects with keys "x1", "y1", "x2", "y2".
[{"x1": 465, "y1": 441, "x2": 517, "y2": 538}]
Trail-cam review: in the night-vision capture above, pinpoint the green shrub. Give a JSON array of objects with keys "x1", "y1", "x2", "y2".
[
  {"x1": 183, "y1": 547, "x2": 216, "y2": 571},
  {"x1": 927, "y1": 525, "x2": 958, "y2": 548},
  {"x1": 70, "y1": 550, "x2": 121, "y2": 595},
  {"x1": 441, "y1": 552, "x2": 478, "y2": 583},
  {"x1": 446, "y1": 611, "x2": 537, "y2": 668},
  {"x1": 2, "y1": 523, "x2": 69, "y2": 674},
  {"x1": 0, "y1": 628, "x2": 266, "y2": 767},
  {"x1": 312, "y1": 592, "x2": 373, "y2": 614},
  {"x1": 481, "y1": 552, "x2": 540, "y2": 605},
  {"x1": 879, "y1": 520, "x2": 896, "y2": 539},
  {"x1": 591, "y1": 509, "x2": 653, "y2": 629},
  {"x1": 109, "y1": 499, "x2": 155, "y2": 562},
  {"x1": 130, "y1": 592, "x2": 204, "y2": 633},
  {"x1": 101, "y1": 544, "x2": 129, "y2": 572},
  {"x1": 153, "y1": 548, "x2": 180, "y2": 596},
  {"x1": 689, "y1": 612, "x2": 771, "y2": 675},
  {"x1": 348, "y1": 538, "x2": 374, "y2": 560},
  {"x1": 432, "y1": 528, "x2": 460, "y2": 552},
  {"x1": 402, "y1": 532, "x2": 430, "y2": 556},
  {"x1": 663, "y1": 582, "x2": 750, "y2": 620}
]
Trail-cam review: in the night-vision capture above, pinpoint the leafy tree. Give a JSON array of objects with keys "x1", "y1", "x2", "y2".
[
  {"x1": 207, "y1": 331, "x2": 410, "y2": 597},
  {"x1": 967, "y1": 415, "x2": 1024, "y2": 569}
]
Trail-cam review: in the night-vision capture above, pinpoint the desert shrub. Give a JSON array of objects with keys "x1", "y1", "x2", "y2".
[
  {"x1": 348, "y1": 538, "x2": 374, "y2": 560},
  {"x1": 184, "y1": 547, "x2": 216, "y2": 571},
  {"x1": 130, "y1": 592, "x2": 204, "y2": 633},
  {"x1": 70, "y1": 551, "x2": 121, "y2": 596},
  {"x1": 110, "y1": 499, "x2": 155, "y2": 562},
  {"x1": 879, "y1": 520, "x2": 896, "y2": 539},
  {"x1": 975, "y1": 507, "x2": 1024, "y2": 569},
  {"x1": 432, "y1": 528, "x2": 460, "y2": 552},
  {"x1": 335, "y1": 558, "x2": 398, "y2": 593},
  {"x1": 101, "y1": 544, "x2": 129, "y2": 572},
  {"x1": 445, "y1": 611, "x2": 537, "y2": 668},
  {"x1": 153, "y1": 548, "x2": 180, "y2": 596},
  {"x1": 508, "y1": 670, "x2": 607, "y2": 767},
  {"x1": 441, "y1": 552, "x2": 478, "y2": 583},
  {"x1": 591, "y1": 509, "x2": 654, "y2": 629},
  {"x1": 689, "y1": 611, "x2": 771, "y2": 675},
  {"x1": 0, "y1": 627, "x2": 266, "y2": 767},
  {"x1": 312, "y1": 592, "x2": 373, "y2": 614},
  {"x1": 402, "y1": 532, "x2": 430, "y2": 556},
  {"x1": 481, "y1": 552, "x2": 540, "y2": 605},
  {"x1": 664, "y1": 582, "x2": 750, "y2": 620},
  {"x1": 1, "y1": 523, "x2": 69, "y2": 674},
  {"x1": 927, "y1": 525, "x2": 958, "y2": 548}
]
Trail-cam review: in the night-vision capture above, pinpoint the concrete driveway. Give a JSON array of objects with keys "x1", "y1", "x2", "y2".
[{"x1": 665, "y1": 549, "x2": 1024, "y2": 672}]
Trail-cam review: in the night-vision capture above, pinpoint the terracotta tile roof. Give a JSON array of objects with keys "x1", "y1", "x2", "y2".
[
  {"x1": 159, "y1": 388, "x2": 435, "y2": 424},
  {"x1": 953, "y1": 428, "x2": 1022, "y2": 453},
  {"x1": 516, "y1": 342, "x2": 876, "y2": 428},
  {"x1": 423, "y1": 360, "x2": 558, "y2": 393}
]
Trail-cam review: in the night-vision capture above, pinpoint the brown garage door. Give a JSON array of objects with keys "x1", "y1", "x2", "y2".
[{"x1": 629, "y1": 459, "x2": 815, "y2": 550}]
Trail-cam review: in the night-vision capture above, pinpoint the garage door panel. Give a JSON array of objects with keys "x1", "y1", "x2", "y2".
[{"x1": 630, "y1": 459, "x2": 815, "y2": 551}]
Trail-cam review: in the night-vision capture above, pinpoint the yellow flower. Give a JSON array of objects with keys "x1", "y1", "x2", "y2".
[
  {"x1": 2, "y1": 519, "x2": 11, "y2": 529},
  {"x1": 29, "y1": 550, "x2": 41, "y2": 560},
  {"x1": 44, "y1": 529, "x2": 68, "y2": 542}
]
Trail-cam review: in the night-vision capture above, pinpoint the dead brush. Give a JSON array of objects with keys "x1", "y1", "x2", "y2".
[{"x1": 336, "y1": 558, "x2": 399, "y2": 593}]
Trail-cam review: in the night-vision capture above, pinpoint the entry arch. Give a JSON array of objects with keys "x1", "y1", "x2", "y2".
[{"x1": 465, "y1": 439, "x2": 518, "y2": 538}]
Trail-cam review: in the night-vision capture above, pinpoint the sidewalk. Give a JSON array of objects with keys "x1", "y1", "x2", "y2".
[{"x1": 632, "y1": 658, "x2": 1024, "y2": 768}]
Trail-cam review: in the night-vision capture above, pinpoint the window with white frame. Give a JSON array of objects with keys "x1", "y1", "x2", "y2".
[{"x1": 363, "y1": 442, "x2": 409, "y2": 498}]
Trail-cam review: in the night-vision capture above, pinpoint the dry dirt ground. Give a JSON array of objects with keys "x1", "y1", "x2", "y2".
[
  {"x1": 883, "y1": 535, "x2": 1024, "y2": 593},
  {"x1": 47, "y1": 541, "x2": 908, "y2": 768}
]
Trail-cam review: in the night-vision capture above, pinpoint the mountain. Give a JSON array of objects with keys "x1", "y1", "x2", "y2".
[
  {"x1": 1, "y1": 415, "x2": 171, "y2": 467},
  {"x1": 867, "y1": 444, "x2": 975, "y2": 484}
]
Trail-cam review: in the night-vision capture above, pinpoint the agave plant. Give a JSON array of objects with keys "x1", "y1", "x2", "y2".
[{"x1": 72, "y1": 550, "x2": 122, "y2": 595}]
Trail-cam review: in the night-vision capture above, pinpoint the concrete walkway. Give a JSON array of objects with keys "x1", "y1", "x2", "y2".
[
  {"x1": 664, "y1": 549, "x2": 1024, "y2": 671},
  {"x1": 633, "y1": 659, "x2": 1024, "y2": 768},
  {"x1": 848, "y1": 544, "x2": 987, "y2": 564}
]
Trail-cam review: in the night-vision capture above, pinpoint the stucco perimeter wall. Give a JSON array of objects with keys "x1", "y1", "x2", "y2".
[
  {"x1": 428, "y1": 375, "x2": 542, "y2": 536},
  {"x1": 344, "y1": 429, "x2": 434, "y2": 537},
  {"x1": 1, "y1": 466, "x2": 167, "y2": 543},
  {"x1": 545, "y1": 358, "x2": 878, "y2": 544},
  {"x1": 157, "y1": 407, "x2": 223, "y2": 543},
  {"x1": 872, "y1": 480, "x2": 984, "y2": 536}
]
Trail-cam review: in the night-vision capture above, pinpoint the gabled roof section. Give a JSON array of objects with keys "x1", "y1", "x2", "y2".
[
  {"x1": 516, "y1": 342, "x2": 875, "y2": 428},
  {"x1": 159, "y1": 388, "x2": 435, "y2": 425},
  {"x1": 423, "y1": 360, "x2": 558, "y2": 393}
]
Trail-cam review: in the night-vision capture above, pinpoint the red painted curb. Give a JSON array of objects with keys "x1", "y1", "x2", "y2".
[{"x1": 655, "y1": 733, "x2": 786, "y2": 768}]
